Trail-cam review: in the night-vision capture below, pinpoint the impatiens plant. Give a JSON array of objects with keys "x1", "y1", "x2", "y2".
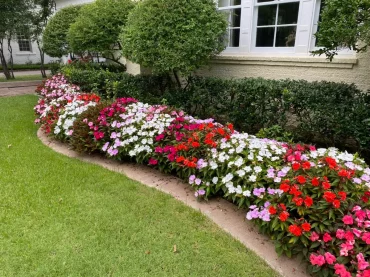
[{"x1": 34, "y1": 75, "x2": 370, "y2": 277}]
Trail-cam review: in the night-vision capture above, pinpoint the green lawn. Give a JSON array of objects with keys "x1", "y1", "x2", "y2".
[
  {"x1": 0, "y1": 95, "x2": 280, "y2": 277},
  {"x1": 0, "y1": 75, "x2": 46, "y2": 82}
]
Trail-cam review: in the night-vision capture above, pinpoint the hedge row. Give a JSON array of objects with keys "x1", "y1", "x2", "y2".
[
  {"x1": 59, "y1": 66, "x2": 370, "y2": 160},
  {"x1": 34, "y1": 74, "x2": 370, "y2": 277}
]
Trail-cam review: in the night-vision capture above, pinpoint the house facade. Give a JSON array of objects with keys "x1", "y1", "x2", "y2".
[
  {"x1": 54, "y1": 0, "x2": 370, "y2": 91},
  {"x1": 3, "y1": 37, "x2": 56, "y2": 66}
]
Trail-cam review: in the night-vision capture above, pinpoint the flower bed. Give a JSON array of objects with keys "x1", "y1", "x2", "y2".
[{"x1": 35, "y1": 74, "x2": 370, "y2": 277}]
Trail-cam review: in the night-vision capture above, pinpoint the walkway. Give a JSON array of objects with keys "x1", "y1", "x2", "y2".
[{"x1": 0, "y1": 81, "x2": 39, "y2": 97}]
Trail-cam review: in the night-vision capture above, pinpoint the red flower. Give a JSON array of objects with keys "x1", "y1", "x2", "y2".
[
  {"x1": 322, "y1": 181, "x2": 331, "y2": 190},
  {"x1": 288, "y1": 224, "x2": 302, "y2": 236},
  {"x1": 292, "y1": 163, "x2": 301, "y2": 171},
  {"x1": 333, "y1": 199, "x2": 341, "y2": 209},
  {"x1": 302, "y1": 161, "x2": 311, "y2": 170},
  {"x1": 297, "y1": 175, "x2": 306, "y2": 184},
  {"x1": 325, "y1": 157, "x2": 337, "y2": 169},
  {"x1": 279, "y1": 211, "x2": 289, "y2": 222},
  {"x1": 269, "y1": 206, "x2": 277, "y2": 215},
  {"x1": 323, "y1": 191, "x2": 336, "y2": 203},
  {"x1": 301, "y1": 223, "x2": 311, "y2": 232},
  {"x1": 280, "y1": 183, "x2": 290, "y2": 193},
  {"x1": 191, "y1": 141, "x2": 200, "y2": 148},
  {"x1": 279, "y1": 203, "x2": 287, "y2": 211},
  {"x1": 293, "y1": 197, "x2": 303, "y2": 206},
  {"x1": 338, "y1": 169, "x2": 351, "y2": 179},
  {"x1": 176, "y1": 156, "x2": 185, "y2": 163},
  {"x1": 311, "y1": 177, "x2": 320, "y2": 186},
  {"x1": 304, "y1": 196, "x2": 313, "y2": 208},
  {"x1": 289, "y1": 185, "x2": 302, "y2": 197}
]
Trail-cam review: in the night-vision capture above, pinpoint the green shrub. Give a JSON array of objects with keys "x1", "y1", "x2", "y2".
[
  {"x1": 120, "y1": 0, "x2": 228, "y2": 77},
  {"x1": 68, "y1": 0, "x2": 134, "y2": 63},
  {"x1": 256, "y1": 125, "x2": 295, "y2": 143},
  {"x1": 43, "y1": 5, "x2": 83, "y2": 57}
]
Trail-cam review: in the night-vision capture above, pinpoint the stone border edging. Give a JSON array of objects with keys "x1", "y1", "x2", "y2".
[{"x1": 37, "y1": 128, "x2": 310, "y2": 277}]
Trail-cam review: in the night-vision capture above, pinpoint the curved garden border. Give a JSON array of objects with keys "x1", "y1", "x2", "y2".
[{"x1": 37, "y1": 128, "x2": 309, "y2": 277}]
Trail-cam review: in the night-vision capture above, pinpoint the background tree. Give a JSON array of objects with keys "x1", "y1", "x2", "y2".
[
  {"x1": 29, "y1": 0, "x2": 56, "y2": 78},
  {"x1": 43, "y1": 4, "x2": 82, "y2": 58},
  {"x1": 120, "y1": 0, "x2": 228, "y2": 86},
  {"x1": 312, "y1": 0, "x2": 370, "y2": 60},
  {"x1": 67, "y1": 0, "x2": 135, "y2": 67},
  {"x1": 0, "y1": 0, "x2": 32, "y2": 79}
]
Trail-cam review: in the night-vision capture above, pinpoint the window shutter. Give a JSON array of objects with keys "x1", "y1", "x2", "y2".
[
  {"x1": 295, "y1": 0, "x2": 315, "y2": 53},
  {"x1": 240, "y1": 0, "x2": 253, "y2": 52}
]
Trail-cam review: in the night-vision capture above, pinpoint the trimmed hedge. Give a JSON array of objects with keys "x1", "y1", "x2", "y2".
[{"x1": 61, "y1": 67, "x2": 370, "y2": 159}]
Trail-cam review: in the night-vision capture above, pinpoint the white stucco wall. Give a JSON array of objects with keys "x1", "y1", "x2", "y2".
[
  {"x1": 55, "y1": 0, "x2": 94, "y2": 10},
  {"x1": 3, "y1": 40, "x2": 57, "y2": 65}
]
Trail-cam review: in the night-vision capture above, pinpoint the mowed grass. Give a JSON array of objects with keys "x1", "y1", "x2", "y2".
[
  {"x1": 0, "y1": 75, "x2": 45, "y2": 82},
  {"x1": 0, "y1": 95, "x2": 280, "y2": 277}
]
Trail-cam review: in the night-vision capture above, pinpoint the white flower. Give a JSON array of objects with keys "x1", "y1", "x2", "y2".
[
  {"x1": 242, "y1": 190, "x2": 251, "y2": 197},
  {"x1": 212, "y1": 177, "x2": 219, "y2": 184},
  {"x1": 236, "y1": 170, "x2": 245, "y2": 177},
  {"x1": 244, "y1": 166, "x2": 252, "y2": 172},
  {"x1": 248, "y1": 175, "x2": 257, "y2": 182},
  {"x1": 254, "y1": 166, "x2": 262, "y2": 173}
]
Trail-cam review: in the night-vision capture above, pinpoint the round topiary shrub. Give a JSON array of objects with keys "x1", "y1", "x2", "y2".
[
  {"x1": 67, "y1": 0, "x2": 135, "y2": 60},
  {"x1": 43, "y1": 5, "x2": 83, "y2": 58},
  {"x1": 120, "y1": 0, "x2": 228, "y2": 76}
]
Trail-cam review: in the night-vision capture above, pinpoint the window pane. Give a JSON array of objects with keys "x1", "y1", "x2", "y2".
[
  {"x1": 275, "y1": 26, "x2": 296, "y2": 47},
  {"x1": 230, "y1": 0, "x2": 241, "y2": 5},
  {"x1": 231, "y1": 8, "x2": 241, "y2": 27},
  {"x1": 257, "y1": 5, "x2": 277, "y2": 26},
  {"x1": 277, "y1": 2, "x2": 300, "y2": 25},
  {"x1": 218, "y1": 0, "x2": 229, "y2": 7},
  {"x1": 229, "y1": 29, "x2": 240, "y2": 47},
  {"x1": 257, "y1": 0, "x2": 275, "y2": 2},
  {"x1": 256, "y1": 27, "x2": 274, "y2": 47}
]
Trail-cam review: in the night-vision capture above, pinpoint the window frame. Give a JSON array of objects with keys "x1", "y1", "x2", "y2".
[
  {"x1": 218, "y1": 1, "x2": 243, "y2": 49},
  {"x1": 17, "y1": 34, "x2": 33, "y2": 52},
  {"x1": 251, "y1": 0, "x2": 301, "y2": 53}
]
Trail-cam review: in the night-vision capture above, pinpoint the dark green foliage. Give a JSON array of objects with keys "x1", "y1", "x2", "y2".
[
  {"x1": 43, "y1": 5, "x2": 83, "y2": 57},
  {"x1": 256, "y1": 125, "x2": 295, "y2": 143},
  {"x1": 67, "y1": 0, "x2": 134, "y2": 56},
  {"x1": 121, "y1": 0, "x2": 228, "y2": 76},
  {"x1": 312, "y1": 0, "x2": 370, "y2": 60}
]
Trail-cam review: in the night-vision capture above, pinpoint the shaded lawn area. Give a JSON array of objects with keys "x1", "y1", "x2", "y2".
[
  {"x1": 0, "y1": 75, "x2": 45, "y2": 82},
  {"x1": 0, "y1": 95, "x2": 280, "y2": 277}
]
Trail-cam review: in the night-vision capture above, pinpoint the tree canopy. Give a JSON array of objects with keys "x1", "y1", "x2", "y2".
[
  {"x1": 67, "y1": 0, "x2": 135, "y2": 56},
  {"x1": 43, "y1": 4, "x2": 83, "y2": 58},
  {"x1": 313, "y1": 0, "x2": 370, "y2": 60},
  {"x1": 120, "y1": 0, "x2": 228, "y2": 77}
]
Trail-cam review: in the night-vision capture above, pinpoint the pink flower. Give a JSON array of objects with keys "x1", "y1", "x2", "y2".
[
  {"x1": 357, "y1": 253, "x2": 370, "y2": 270},
  {"x1": 149, "y1": 158, "x2": 158, "y2": 165},
  {"x1": 353, "y1": 228, "x2": 363, "y2": 238},
  {"x1": 345, "y1": 231, "x2": 354, "y2": 241},
  {"x1": 310, "y1": 254, "x2": 325, "y2": 266},
  {"x1": 356, "y1": 210, "x2": 367, "y2": 221},
  {"x1": 323, "y1": 233, "x2": 332, "y2": 242},
  {"x1": 324, "y1": 252, "x2": 336, "y2": 265},
  {"x1": 310, "y1": 232, "x2": 320, "y2": 242},
  {"x1": 334, "y1": 263, "x2": 351, "y2": 277},
  {"x1": 343, "y1": 215, "x2": 354, "y2": 225},
  {"x1": 336, "y1": 229, "x2": 345, "y2": 239},
  {"x1": 362, "y1": 232, "x2": 370, "y2": 244}
]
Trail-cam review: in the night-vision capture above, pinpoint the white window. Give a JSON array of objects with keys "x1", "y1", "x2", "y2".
[
  {"x1": 311, "y1": 0, "x2": 325, "y2": 49},
  {"x1": 17, "y1": 34, "x2": 32, "y2": 52},
  {"x1": 218, "y1": 0, "x2": 322, "y2": 55},
  {"x1": 218, "y1": 0, "x2": 242, "y2": 47}
]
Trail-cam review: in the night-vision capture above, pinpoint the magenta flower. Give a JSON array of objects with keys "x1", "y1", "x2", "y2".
[
  {"x1": 149, "y1": 158, "x2": 158, "y2": 165},
  {"x1": 343, "y1": 215, "x2": 354, "y2": 225}
]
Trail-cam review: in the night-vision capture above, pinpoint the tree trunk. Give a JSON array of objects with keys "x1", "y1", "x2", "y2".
[
  {"x1": 7, "y1": 38, "x2": 14, "y2": 79},
  {"x1": 173, "y1": 70, "x2": 182, "y2": 88},
  {"x1": 0, "y1": 40, "x2": 11, "y2": 80},
  {"x1": 37, "y1": 40, "x2": 46, "y2": 78}
]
